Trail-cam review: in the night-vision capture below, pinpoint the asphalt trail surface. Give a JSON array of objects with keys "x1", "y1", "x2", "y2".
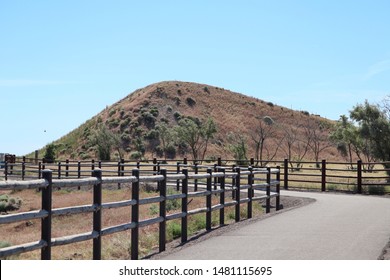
[{"x1": 160, "y1": 191, "x2": 390, "y2": 260}]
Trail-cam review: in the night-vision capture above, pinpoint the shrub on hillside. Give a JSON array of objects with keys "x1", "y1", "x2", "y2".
[
  {"x1": 154, "y1": 146, "x2": 164, "y2": 158},
  {"x1": 186, "y1": 97, "x2": 196, "y2": 107},
  {"x1": 109, "y1": 108, "x2": 116, "y2": 117},
  {"x1": 173, "y1": 111, "x2": 182, "y2": 121},
  {"x1": 165, "y1": 144, "x2": 177, "y2": 159},
  {"x1": 130, "y1": 151, "x2": 143, "y2": 160}
]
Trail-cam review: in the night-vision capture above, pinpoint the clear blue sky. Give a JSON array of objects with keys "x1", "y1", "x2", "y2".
[{"x1": 1, "y1": 0, "x2": 390, "y2": 156}]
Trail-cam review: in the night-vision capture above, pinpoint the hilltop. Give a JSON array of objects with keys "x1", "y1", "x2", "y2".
[{"x1": 31, "y1": 81, "x2": 339, "y2": 162}]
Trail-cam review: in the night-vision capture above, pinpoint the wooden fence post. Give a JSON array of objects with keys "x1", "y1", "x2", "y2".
[
  {"x1": 218, "y1": 157, "x2": 222, "y2": 167},
  {"x1": 4, "y1": 161, "x2": 8, "y2": 181},
  {"x1": 58, "y1": 161, "x2": 61, "y2": 180},
  {"x1": 153, "y1": 158, "x2": 157, "y2": 175},
  {"x1": 117, "y1": 160, "x2": 121, "y2": 189},
  {"x1": 181, "y1": 168, "x2": 188, "y2": 243},
  {"x1": 92, "y1": 169, "x2": 102, "y2": 260},
  {"x1": 247, "y1": 166, "x2": 253, "y2": 219},
  {"x1": 157, "y1": 161, "x2": 161, "y2": 191},
  {"x1": 35, "y1": 150, "x2": 39, "y2": 164},
  {"x1": 284, "y1": 158, "x2": 288, "y2": 190},
  {"x1": 118, "y1": 158, "x2": 125, "y2": 189},
  {"x1": 38, "y1": 162, "x2": 42, "y2": 179},
  {"x1": 321, "y1": 159, "x2": 326, "y2": 192},
  {"x1": 65, "y1": 159, "x2": 69, "y2": 178},
  {"x1": 217, "y1": 157, "x2": 222, "y2": 190},
  {"x1": 266, "y1": 167, "x2": 271, "y2": 214},
  {"x1": 213, "y1": 164, "x2": 218, "y2": 190},
  {"x1": 218, "y1": 167, "x2": 225, "y2": 225},
  {"x1": 235, "y1": 167, "x2": 241, "y2": 222},
  {"x1": 131, "y1": 168, "x2": 140, "y2": 260},
  {"x1": 77, "y1": 161, "x2": 81, "y2": 190},
  {"x1": 194, "y1": 162, "x2": 198, "y2": 191},
  {"x1": 22, "y1": 158, "x2": 25, "y2": 180},
  {"x1": 206, "y1": 168, "x2": 212, "y2": 231},
  {"x1": 159, "y1": 169, "x2": 167, "y2": 253},
  {"x1": 41, "y1": 170, "x2": 53, "y2": 260},
  {"x1": 232, "y1": 164, "x2": 236, "y2": 199},
  {"x1": 276, "y1": 166, "x2": 281, "y2": 211},
  {"x1": 357, "y1": 160, "x2": 362, "y2": 194},
  {"x1": 176, "y1": 162, "x2": 181, "y2": 191}
]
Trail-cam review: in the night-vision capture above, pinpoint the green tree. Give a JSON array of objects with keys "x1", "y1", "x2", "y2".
[
  {"x1": 329, "y1": 115, "x2": 361, "y2": 168},
  {"x1": 89, "y1": 125, "x2": 123, "y2": 161},
  {"x1": 175, "y1": 117, "x2": 217, "y2": 162},
  {"x1": 44, "y1": 143, "x2": 56, "y2": 163},
  {"x1": 156, "y1": 123, "x2": 176, "y2": 159},
  {"x1": 349, "y1": 100, "x2": 390, "y2": 171},
  {"x1": 329, "y1": 115, "x2": 368, "y2": 168},
  {"x1": 227, "y1": 132, "x2": 248, "y2": 165}
]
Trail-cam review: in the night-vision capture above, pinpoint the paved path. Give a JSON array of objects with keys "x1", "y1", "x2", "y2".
[{"x1": 161, "y1": 191, "x2": 390, "y2": 260}]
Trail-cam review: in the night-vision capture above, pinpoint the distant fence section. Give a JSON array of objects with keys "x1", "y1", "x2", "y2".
[
  {"x1": 0, "y1": 161, "x2": 281, "y2": 260},
  {"x1": 2, "y1": 157, "x2": 390, "y2": 194}
]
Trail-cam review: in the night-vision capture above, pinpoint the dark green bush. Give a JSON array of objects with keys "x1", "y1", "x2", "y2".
[
  {"x1": 173, "y1": 111, "x2": 182, "y2": 121},
  {"x1": 165, "y1": 144, "x2": 176, "y2": 159},
  {"x1": 368, "y1": 185, "x2": 385, "y2": 195},
  {"x1": 154, "y1": 146, "x2": 164, "y2": 158},
  {"x1": 44, "y1": 144, "x2": 56, "y2": 163},
  {"x1": 149, "y1": 106, "x2": 159, "y2": 117},
  {"x1": 0, "y1": 195, "x2": 22, "y2": 212},
  {"x1": 186, "y1": 97, "x2": 196, "y2": 107},
  {"x1": 145, "y1": 129, "x2": 159, "y2": 140},
  {"x1": 267, "y1": 102, "x2": 274, "y2": 107},
  {"x1": 130, "y1": 151, "x2": 143, "y2": 160},
  {"x1": 167, "y1": 222, "x2": 181, "y2": 240},
  {"x1": 109, "y1": 108, "x2": 116, "y2": 117}
]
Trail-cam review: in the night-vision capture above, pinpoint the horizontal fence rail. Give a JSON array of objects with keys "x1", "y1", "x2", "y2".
[{"x1": 0, "y1": 165, "x2": 281, "y2": 260}]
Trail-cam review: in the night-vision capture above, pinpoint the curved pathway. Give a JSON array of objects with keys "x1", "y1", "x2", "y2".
[{"x1": 160, "y1": 191, "x2": 390, "y2": 260}]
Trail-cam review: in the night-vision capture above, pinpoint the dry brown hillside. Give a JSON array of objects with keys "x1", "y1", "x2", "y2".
[{"x1": 32, "y1": 81, "x2": 340, "y2": 162}]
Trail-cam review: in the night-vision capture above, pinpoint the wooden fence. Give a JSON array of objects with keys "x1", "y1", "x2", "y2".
[
  {"x1": 0, "y1": 165, "x2": 280, "y2": 260},
  {"x1": 2, "y1": 157, "x2": 390, "y2": 194}
]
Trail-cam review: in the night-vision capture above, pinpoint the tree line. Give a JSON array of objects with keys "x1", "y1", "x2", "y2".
[{"x1": 330, "y1": 98, "x2": 390, "y2": 172}]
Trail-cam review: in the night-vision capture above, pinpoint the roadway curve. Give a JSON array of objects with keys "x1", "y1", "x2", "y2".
[{"x1": 159, "y1": 191, "x2": 390, "y2": 260}]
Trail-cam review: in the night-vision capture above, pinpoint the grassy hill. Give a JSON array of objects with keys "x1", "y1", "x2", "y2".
[{"x1": 30, "y1": 81, "x2": 339, "y2": 162}]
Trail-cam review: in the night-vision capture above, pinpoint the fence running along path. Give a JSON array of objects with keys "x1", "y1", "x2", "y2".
[
  {"x1": 3, "y1": 157, "x2": 390, "y2": 194},
  {"x1": 0, "y1": 165, "x2": 281, "y2": 260}
]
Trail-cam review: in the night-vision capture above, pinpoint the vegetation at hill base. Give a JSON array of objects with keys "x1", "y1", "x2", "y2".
[{"x1": 331, "y1": 99, "x2": 390, "y2": 173}]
